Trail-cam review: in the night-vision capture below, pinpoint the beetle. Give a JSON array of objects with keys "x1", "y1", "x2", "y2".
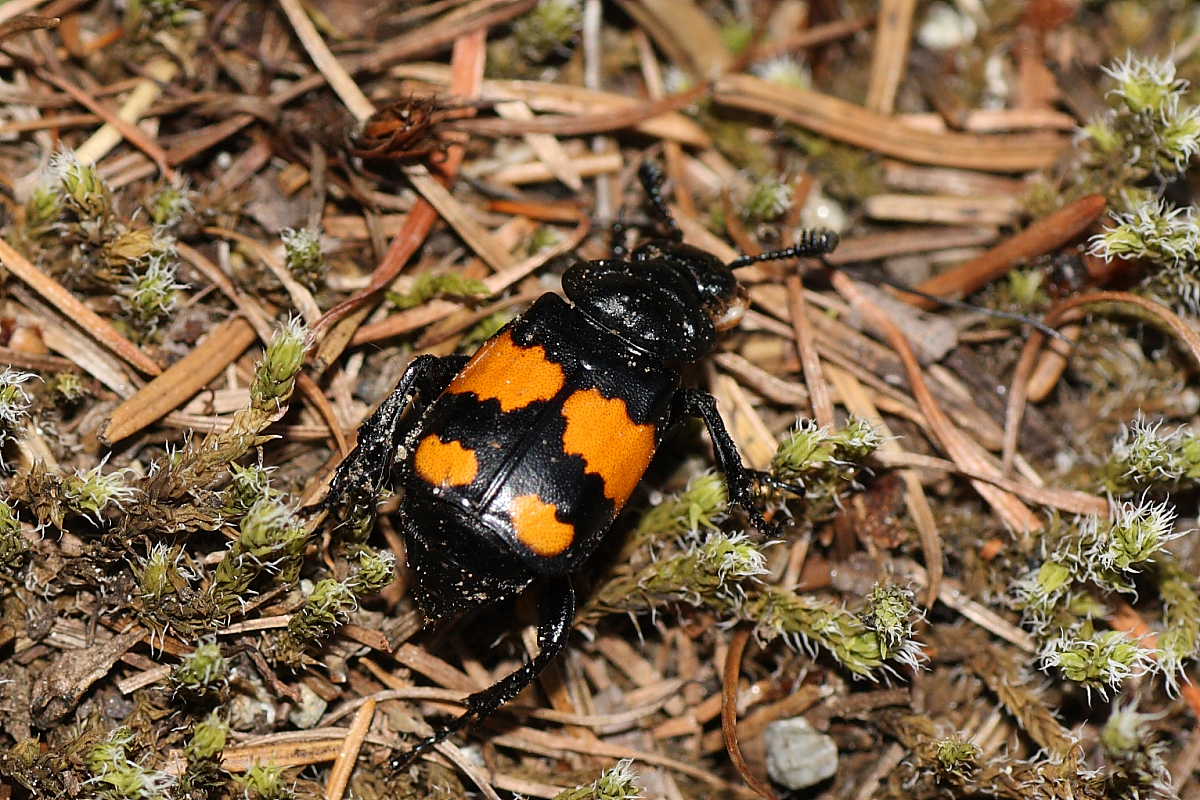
[{"x1": 327, "y1": 162, "x2": 838, "y2": 768}]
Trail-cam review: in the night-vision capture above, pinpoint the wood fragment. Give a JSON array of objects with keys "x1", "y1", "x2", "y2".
[
  {"x1": 102, "y1": 317, "x2": 257, "y2": 445},
  {"x1": 863, "y1": 193, "x2": 1022, "y2": 226}
]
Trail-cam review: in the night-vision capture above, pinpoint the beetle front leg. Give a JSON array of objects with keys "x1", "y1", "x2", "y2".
[
  {"x1": 326, "y1": 354, "x2": 468, "y2": 532},
  {"x1": 675, "y1": 387, "x2": 775, "y2": 532},
  {"x1": 389, "y1": 578, "x2": 576, "y2": 770}
]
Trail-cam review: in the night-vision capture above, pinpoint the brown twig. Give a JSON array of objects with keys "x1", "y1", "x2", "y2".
[
  {"x1": 722, "y1": 627, "x2": 778, "y2": 800},
  {"x1": 101, "y1": 317, "x2": 257, "y2": 445}
]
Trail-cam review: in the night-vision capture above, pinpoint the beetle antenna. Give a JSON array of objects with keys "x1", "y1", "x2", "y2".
[
  {"x1": 728, "y1": 229, "x2": 840, "y2": 268},
  {"x1": 637, "y1": 161, "x2": 683, "y2": 242}
]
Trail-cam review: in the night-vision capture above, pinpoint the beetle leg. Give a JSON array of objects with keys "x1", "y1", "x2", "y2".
[
  {"x1": 675, "y1": 387, "x2": 775, "y2": 532},
  {"x1": 326, "y1": 354, "x2": 468, "y2": 528},
  {"x1": 389, "y1": 578, "x2": 575, "y2": 770}
]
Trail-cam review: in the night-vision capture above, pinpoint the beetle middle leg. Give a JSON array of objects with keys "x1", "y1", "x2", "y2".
[
  {"x1": 674, "y1": 387, "x2": 779, "y2": 531},
  {"x1": 389, "y1": 578, "x2": 576, "y2": 770},
  {"x1": 326, "y1": 354, "x2": 468, "y2": 531}
]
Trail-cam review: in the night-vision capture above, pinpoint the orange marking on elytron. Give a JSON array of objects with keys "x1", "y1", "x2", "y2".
[
  {"x1": 562, "y1": 388, "x2": 656, "y2": 509},
  {"x1": 511, "y1": 494, "x2": 575, "y2": 557},
  {"x1": 414, "y1": 435, "x2": 478, "y2": 487},
  {"x1": 448, "y1": 330, "x2": 565, "y2": 412}
]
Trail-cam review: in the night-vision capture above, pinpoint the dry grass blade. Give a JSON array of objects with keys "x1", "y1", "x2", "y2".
[
  {"x1": 34, "y1": 68, "x2": 176, "y2": 180},
  {"x1": 404, "y1": 166, "x2": 517, "y2": 272},
  {"x1": 434, "y1": 741, "x2": 503, "y2": 800},
  {"x1": 204, "y1": 227, "x2": 322, "y2": 325},
  {"x1": 751, "y1": 14, "x2": 875, "y2": 61},
  {"x1": 787, "y1": 275, "x2": 834, "y2": 428},
  {"x1": 494, "y1": 100, "x2": 582, "y2": 190},
  {"x1": 277, "y1": 0, "x2": 374, "y2": 122},
  {"x1": 490, "y1": 726, "x2": 759, "y2": 797},
  {"x1": 715, "y1": 73, "x2": 1068, "y2": 171},
  {"x1": 222, "y1": 738, "x2": 345, "y2": 772},
  {"x1": 826, "y1": 226, "x2": 998, "y2": 265},
  {"x1": 324, "y1": 698, "x2": 375, "y2": 800},
  {"x1": 865, "y1": 0, "x2": 916, "y2": 113},
  {"x1": 102, "y1": 317, "x2": 257, "y2": 445},
  {"x1": 615, "y1": 0, "x2": 731, "y2": 78},
  {"x1": 0, "y1": 236, "x2": 162, "y2": 375},
  {"x1": 455, "y1": 83, "x2": 712, "y2": 137},
  {"x1": 391, "y1": 64, "x2": 710, "y2": 145},
  {"x1": 874, "y1": 450, "x2": 1108, "y2": 516}
]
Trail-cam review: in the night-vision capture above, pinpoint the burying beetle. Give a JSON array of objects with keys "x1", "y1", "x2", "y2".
[{"x1": 327, "y1": 162, "x2": 838, "y2": 768}]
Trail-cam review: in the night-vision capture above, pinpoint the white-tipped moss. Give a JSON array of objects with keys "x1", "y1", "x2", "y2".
[
  {"x1": 743, "y1": 178, "x2": 794, "y2": 222},
  {"x1": 281, "y1": 227, "x2": 325, "y2": 289},
  {"x1": 121, "y1": 251, "x2": 186, "y2": 335},
  {"x1": 235, "y1": 763, "x2": 293, "y2": 800},
  {"x1": 752, "y1": 56, "x2": 811, "y2": 89},
  {"x1": 171, "y1": 639, "x2": 229, "y2": 693},
  {"x1": 87, "y1": 727, "x2": 176, "y2": 799},
  {"x1": 63, "y1": 460, "x2": 138, "y2": 523},
  {"x1": 632, "y1": 472, "x2": 728, "y2": 545},
  {"x1": 1084, "y1": 53, "x2": 1200, "y2": 180},
  {"x1": 0, "y1": 369, "x2": 35, "y2": 455},
  {"x1": 1038, "y1": 630, "x2": 1157, "y2": 699},
  {"x1": 251, "y1": 317, "x2": 309, "y2": 412},
  {"x1": 1089, "y1": 199, "x2": 1199, "y2": 266},
  {"x1": 185, "y1": 711, "x2": 229, "y2": 762},
  {"x1": 553, "y1": 758, "x2": 643, "y2": 800}
]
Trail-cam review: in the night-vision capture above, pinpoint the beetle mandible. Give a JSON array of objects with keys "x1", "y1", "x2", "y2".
[{"x1": 328, "y1": 162, "x2": 838, "y2": 768}]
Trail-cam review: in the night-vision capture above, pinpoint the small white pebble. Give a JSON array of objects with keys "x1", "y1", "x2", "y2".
[
  {"x1": 918, "y1": 2, "x2": 977, "y2": 51},
  {"x1": 765, "y1": 716, "x2": 839, "y2": 790}
]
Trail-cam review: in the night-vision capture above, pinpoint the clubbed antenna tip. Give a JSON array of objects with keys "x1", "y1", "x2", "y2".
[{"x1": 729, "y1": 229, "x2": 840, "y2": 269}]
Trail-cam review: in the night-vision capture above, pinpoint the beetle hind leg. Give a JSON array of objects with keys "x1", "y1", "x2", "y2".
[{"x1": 389, "y1": 579, "x2": 576, "y2": 770}]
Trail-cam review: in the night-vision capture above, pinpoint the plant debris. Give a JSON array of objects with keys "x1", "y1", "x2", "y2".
[{"x1": 1, "y1": 2, "x2": 1200, "y2": 799}]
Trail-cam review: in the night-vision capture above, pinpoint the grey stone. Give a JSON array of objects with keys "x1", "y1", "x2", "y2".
[{"x1": 764, "y1": 716, "x2": 839, "y2": 790}]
